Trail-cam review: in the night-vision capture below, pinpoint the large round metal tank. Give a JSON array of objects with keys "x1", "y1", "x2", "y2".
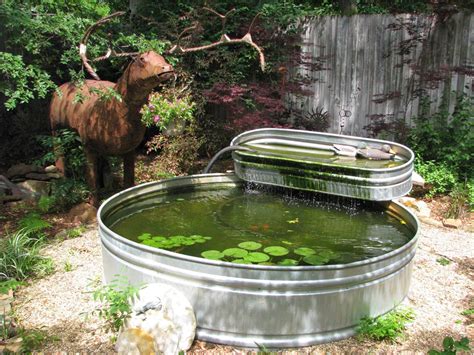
[{"x1": 98, "y1": 173, "x2": 418, "y2": 348}]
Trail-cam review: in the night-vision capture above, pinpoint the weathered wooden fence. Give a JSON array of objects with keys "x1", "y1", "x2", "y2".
[{"x1": 288, "y1": 12, "x2": 473, "y2": 137}]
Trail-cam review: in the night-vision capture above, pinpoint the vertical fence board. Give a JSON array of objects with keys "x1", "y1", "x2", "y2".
[{"x1": 289, "y1": 12, "x2": 474, "y2": 139}]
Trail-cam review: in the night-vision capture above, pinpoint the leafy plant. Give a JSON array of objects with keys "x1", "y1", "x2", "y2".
[
  {"x1": 20, "y1": 329, "x2": 57, "y2": 352},
  {"x1": 47, "y1": 178, "x2": 90, "y2": 211},
  {"x1": 0, "y1": 279, "x2": 25, "y2": 294},
  {"x1": 436, "y1": 257, "x2": 451, "y2": 266},
  {"x1": 36, "y1": 129, "x2": 86, "y2": 180},
  {"x1": 410, "y1": 95, "x2": 473, "y2": 185},
  {"x1": 357, "y1": 307, "x2": 414, "y2": 342},
  {"x1": 415, "y1": 159, "x2": 457, "y2": 197},
  {"x1": 461, "y1": 309, "x2": 474, "y2": 316},
  {"x1": 64, "y1": 260, "x2": 74, "y2": 272},
  {"x1": 141, "y1": 92, "x2": 195, "y2": 130},
  {"x1": 91, "y1": 275, "x2": 140, "y2": 333},
  {"x1": 18, "y1": 213, "x2": 51, "y2": 233},
  {"x1": 428, "y1": 336, "x2": 471, "y2": 355},
  {"x1": 144, "y1": 128, "x2": 202, "y2": 176},
  {"x1": 0, "y1": 52, "x2": 55, "y2": 110}
]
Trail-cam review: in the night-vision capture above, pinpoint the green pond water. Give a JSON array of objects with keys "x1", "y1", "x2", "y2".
[{"x1": 111, "y1": 185, "x2": 415, "y2": 266}]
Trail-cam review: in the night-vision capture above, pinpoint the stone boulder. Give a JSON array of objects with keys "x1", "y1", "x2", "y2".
[
  {"x1": 116, "y1": 283, "x2": 196, "y2": 355},
  {"x1": 6, "y1": 163, "x2": 44, "y2": 179},
  {"x1": 16, "y1": 180, "x2": 51, "y2": 198},
  {"x1": 68, "y1": 202, "x2": 97, "y2": 225}
]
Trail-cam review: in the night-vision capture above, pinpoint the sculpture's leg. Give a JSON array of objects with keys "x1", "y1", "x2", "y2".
[
  {"x1": 84, "y1": 147, "x2": 100, "y2": 206},
  {"x1": 123, "y1": 151, "x2": 135, "y2": 188}
]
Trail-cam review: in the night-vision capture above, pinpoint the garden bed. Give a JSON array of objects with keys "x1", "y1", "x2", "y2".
[{"x1": 12, "y1": 220, "x2": 473, "y2": 353}]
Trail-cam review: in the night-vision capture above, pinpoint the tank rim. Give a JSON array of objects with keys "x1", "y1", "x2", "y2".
[{"x1": 230, "y1": 128, "x2": 415, "y2": 173}]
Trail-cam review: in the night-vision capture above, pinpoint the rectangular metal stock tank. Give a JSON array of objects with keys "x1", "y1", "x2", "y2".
[{"x1": 231, "y1": 128, "x2": 415, "y2": 201}]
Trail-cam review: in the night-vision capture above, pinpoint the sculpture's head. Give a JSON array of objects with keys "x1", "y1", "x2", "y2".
[{"x1": 128, "y1": 51, "x2": 174, "y2": 86}]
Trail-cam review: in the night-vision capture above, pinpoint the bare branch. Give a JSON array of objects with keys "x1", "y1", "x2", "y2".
[
  {"x1": 168, "y1": 7, "x2": 266, "y2": 71},
  {"x1": 79, "y1": 11, "x2": 126, "y2": 80},
  {"x1": 247, "y1": 12, "x2": 261, "y2": 34}
]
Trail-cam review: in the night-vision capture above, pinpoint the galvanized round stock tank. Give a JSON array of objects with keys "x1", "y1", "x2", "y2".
[{"x1": 98, "y1": 173, "x2": 418, "y2": 348}]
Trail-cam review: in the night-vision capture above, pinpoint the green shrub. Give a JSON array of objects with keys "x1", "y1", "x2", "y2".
[
  {"x1": 428, "y1": 336, "x2": 471, "y2": 355},
  {"x1": 48, "y1": 178, "x2": 90, "y2": 212},
  {"x1": 36, "y1": 129, "x2": 86, "y2": 180},
  {"x1": 357, "y1": 307, "x2": 414, "y2": 342},
  {"x1": 91, "y1": 275, "x2": 140, "y2": 333},
  {"x1": 410, "y1": 95, "x2": 473, "y2": 183},
  {"x1": 415, "y1": 159, "x2": 457, "y2": 197}
]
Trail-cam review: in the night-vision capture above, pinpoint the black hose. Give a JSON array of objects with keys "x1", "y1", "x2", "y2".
[{"x1": 203, "y1": 146, "x2": 256, "y2": 174}]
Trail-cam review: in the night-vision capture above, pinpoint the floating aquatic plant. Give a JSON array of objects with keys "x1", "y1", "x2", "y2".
[
  {"x1": 201, "y1": 250, "x2": 224, "y2": 260},
  {"x1": 263, "y1": 246, "x2": 289, "y2": 256},
  {"x1": 294, "y1": 247, "x2": 316, "y2": 256},
  {"x1": 244, "y1": 252, "x2": 270, "y2": 263},
  {"x1": 238, "y1": 241, "x2": 262, "y2": 251},
  {"x1": 137, "y1": 233, "x2": 212, "y2": 250},
  {"x1": 223, "y1": 248, "x2": 248, "y2": 258}
]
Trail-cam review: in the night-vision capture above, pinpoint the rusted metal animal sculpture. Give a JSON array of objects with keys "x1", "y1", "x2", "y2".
[{"x1": 50, "y1": 9, "x2": 265, "y2": 206}]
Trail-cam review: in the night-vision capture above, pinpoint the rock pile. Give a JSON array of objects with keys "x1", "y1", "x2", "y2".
[{"x1": 0, "y1": 163, "x2": 62, "y2": 203}]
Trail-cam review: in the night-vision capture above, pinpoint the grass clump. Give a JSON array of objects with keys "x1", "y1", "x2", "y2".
[
  {"x1": 0, "y1": 214, "x2": 54, "y2": 281},
  {"x1": 357, "y1": 307, "x2": 414, "y2": 342}
]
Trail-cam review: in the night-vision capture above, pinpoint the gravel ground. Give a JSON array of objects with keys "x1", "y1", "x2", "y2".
[{"x1": 14, "y1": 222, "x2": 473, "y2": 353}]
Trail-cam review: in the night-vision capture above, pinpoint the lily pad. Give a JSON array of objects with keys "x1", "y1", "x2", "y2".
[
  {"x1": 152, "y1": 236, "x2": 166, "y2": 242},
  {"x1": 203, "y1": 236, "x2": 212, "y2": 240},
  {"x1": 142, "y1": 239, "x2": 155, "y2": 246},
  {"x1": 244, "y1": 252, "x2": 270, "y2": 263},
  {"x1": 238, "y1": 241, "x2": 262, "y2": 251},
  {"x1": 138, "y1": 233, "x2": 152, "y2": 241},
  {"x1": 223, "y1": 248, "x2": 248, "y2": 258},
  {"x1": 258, "y1": 262, "x2": 275, "y2": 265},
  {"x1": 278, "y1": 258, "x2": 299, "y2": 266},
  {"x1": 294, "y1": 247, "x2": 316, "y2": 256},
  {"x1": 263, "y1": 246, "x2": 289, "y2": 256},
  {"x1": 231, "y1": 259, "x2": 252, "y2": 264},
  {"x1": 303, "y1": 255, "x2": 329, "y2": 266},
  {"x1": 201, "y1": 250, "x2": 224, "y2": 260}
]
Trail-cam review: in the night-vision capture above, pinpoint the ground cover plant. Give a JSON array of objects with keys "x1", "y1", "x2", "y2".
[
  {"x1": 90, "y1": 275, "x2": 140, "y2": 333},
  {"x1": 356, "y1": 307, "x2": 415, "y2": 342},
  {"x1": 428, "y1": 336, "x2": 471, "y2": 355}
]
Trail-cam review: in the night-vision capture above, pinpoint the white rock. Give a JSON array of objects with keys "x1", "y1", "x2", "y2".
[
  {"x1": 45, "y1": 165, "x2": 59, "y2": 173},
  {"x1": 116, "y1": 283, "x2": 196, "y2": 355},
  {"x1": 412, "y1": 171, "x2": 425, "y2": 187},
  {"x1": 414, "y1": 200, "x2": 431, "y2": 218}
]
